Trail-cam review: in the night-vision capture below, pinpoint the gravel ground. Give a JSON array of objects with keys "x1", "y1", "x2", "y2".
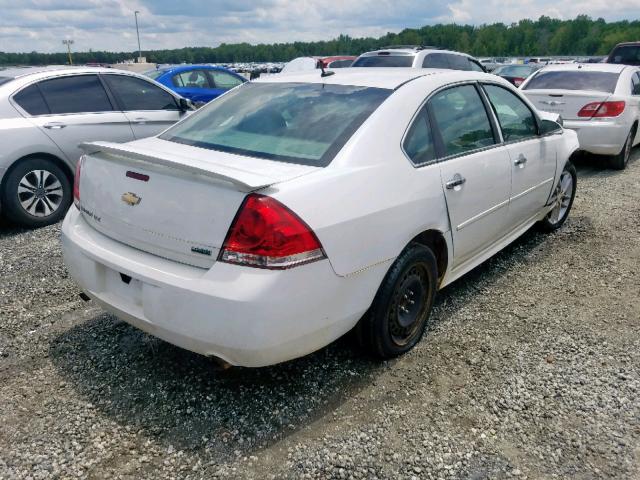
[{"x1": 1, "y1": 150, "x2": 639, "y2": 479}]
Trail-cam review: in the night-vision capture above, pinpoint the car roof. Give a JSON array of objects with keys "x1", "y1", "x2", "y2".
[
  {"x1": 156, "y1": 64, "x2": 238, "y2": 74},
  {"x1": 0, "y1": 65, "x2": 119, "y2": 80},
  {"x1": 256, "y1": 67, "x2": 493, "y2": 90},
  {"x1": 357, "y1": 48, "x2": 472, "y2": 58},
  {"x1": 537, "y1": 63, "x2": 631, "y2": 73}
]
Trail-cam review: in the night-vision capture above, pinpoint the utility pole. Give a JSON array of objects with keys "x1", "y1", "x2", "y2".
[
  {"x1": 62, "y1": 39, "x2": 74, "y2": 65},
  {"x1": 134, "y1": 11, "x2": 142, "y2": 62}
]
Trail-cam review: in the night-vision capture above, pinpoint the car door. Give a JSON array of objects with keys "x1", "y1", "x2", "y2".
[
  {"x1": 207, "y1": 70, "x2": 245, "y2": 100},
  {"x1": 17, "y1": 74, "x2": 134, "y2": 163},
  {"x1": 482, "y1": 83, "x2": 558, "y2": 226},
  {"x1": 428, "y1": 84, "x2": 512, "y2": 266},
  {"x1": 170, "y1": 69, "x2": 213, "y2": 104},
  {"x1": 101, "y1": 74, "x2": 184, "y2": 139}
]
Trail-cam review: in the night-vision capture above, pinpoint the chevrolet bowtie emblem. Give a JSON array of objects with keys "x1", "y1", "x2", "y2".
[{"x1": 121, "y1": 192, "x2": 141, "y2": 206}]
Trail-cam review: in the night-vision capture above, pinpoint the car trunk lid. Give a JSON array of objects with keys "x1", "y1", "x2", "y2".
[
  {"x1": 523, "y1": 89, "x2": 612, "y2": 120},
  {"x1": 77, "y1": 139, "x2": 319, "y2": 268}
]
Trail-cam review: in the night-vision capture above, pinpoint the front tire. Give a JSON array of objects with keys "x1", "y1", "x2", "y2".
[
  {"x1": 610, "y1": 127, "x2": 635, "y2": 170},
  {"x1": 1, "y1": 158, "x2": 72, "y2": 228},
  {"x1": 357, "y1": 243, "x2": 438, "y2": 359},
  {"x1": 539, "y1": 161, "x2": 577, "y2": 232}
]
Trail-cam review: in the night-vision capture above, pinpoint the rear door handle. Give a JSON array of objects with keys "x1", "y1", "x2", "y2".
[
  {"x1": 43, "y1": 122, "x2": 66, "y2": 130},
  {"x1": 514, "y1": 154, "x2": 527, "y2": 166},
  {"x1": 133, "y1": 117, "x2": 148, "y2": 124},
  {"x1": 445, "y1": 173, "x2": 466, "y2": 189}
]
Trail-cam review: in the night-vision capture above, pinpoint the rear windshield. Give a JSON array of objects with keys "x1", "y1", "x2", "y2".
[
  {"x1": 494, "y1": 65, "x2": 535, "y2": 77},
  {"x1": 161, "y1": 82, "x2": 391, "y2": 166},
  {"x1": 144, "y1": 69, "x2": 166, "y2": 80},
  {"x1": 0, "y1": 76, "x2": 12, "y2": 86},
  {"x1": 352, "y1": 55, "x2": 414, "y2": 67},
  {"x1": 523, "y1": 71, "x2": 620, "y2": 93},
  {"x1": 608, "y1": 45, "x2": 640, "y2": 66}
]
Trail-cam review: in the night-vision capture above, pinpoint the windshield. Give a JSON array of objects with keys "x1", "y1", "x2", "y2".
[
  {"x1": 352, "y1": 55, "x2": 414, "y2": 67},
  {"x1": 144, "y1": 69, "x2": 166, "y2": 80},
  {"x1": 524, "y1": 71, "x2": 620, "y2": 93},
  {"x1": 494, "y1": 65, "x2": 535, "y2": 77},
  {"x1": 161, "y1": 82, "x2": 391, "y2": 166},
  {"x1": 609, "y1": 45, "x2": 640, "y2": 66}
]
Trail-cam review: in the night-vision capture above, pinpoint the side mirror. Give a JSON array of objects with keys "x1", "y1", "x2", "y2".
[
  {"x1": 178, "y1": 97, "x2": 195, "y2": 112},
  {"x1": 540, "y1": 118, "x2": 562, "y2": 135}
]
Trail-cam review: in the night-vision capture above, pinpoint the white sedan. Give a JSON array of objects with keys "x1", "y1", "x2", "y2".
[
  {"x1": 62, "y1": 68, "x2": 579, "y2": 367},
  {"x1": 520, "y1": 63, "x2": 640, "y2": 169}
]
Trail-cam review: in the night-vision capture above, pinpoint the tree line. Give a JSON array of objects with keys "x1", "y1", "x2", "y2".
[{"x1": 1, "y1": 15, "x2": 639, "y2": 66}]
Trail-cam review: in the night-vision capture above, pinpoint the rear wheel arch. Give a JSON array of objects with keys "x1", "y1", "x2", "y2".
[{"x1": 408, "y1": 229, "x2": 449, "y2": 285}]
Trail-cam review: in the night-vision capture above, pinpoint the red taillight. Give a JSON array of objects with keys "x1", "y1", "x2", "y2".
[
  {"x1": 513, "y1": 77, "x2": 525, "y2": 87},
  {"x1": 577, "y1": 101, "x2": 625, "y2": 118},
  {"x1": 73, "y1": 155, "x2": 84, "y2": 208},
  {"x1": 219, "y1": 193, "x2": 325, "y2": 269}
]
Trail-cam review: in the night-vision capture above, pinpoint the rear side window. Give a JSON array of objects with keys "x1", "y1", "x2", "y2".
[
  {"x1": 403, "y1": 108, "x2": 435, "y2": 165},
  {"x1": 423, "y1": 53, "x2": 450, "y2": 69},
  {"x1": 429, "y1": 85, "x2": 496, "y2": 157},
  {"x1": 468, "y1": 60, "x2": 484, "y2": 72},
  {"x1": 103, "y1": 75, "x2": 178, "y2": 111},
  {"x1": 327, "y1": 59, "x2": 353, "y2": 68},
  {"x1": 632, "y1": 73, "x2": 640, "y2": 95},
  {"x1": 352, "y1": 55, "x2": 414, "y2": 67},
  {"x1": 13, "y1": 84, "x2": 49, "y2": 115},
  {"x1": 609, "y1": 45, "x2": 640, "y2": 66},
  {"x1": 483, "y1": 85, "x2": 537, "y2": 141},
  {"x1": 38, "y1": 75, "x2": 113, "y2": 114},
  {"x1": 209, "y1": 71, "x2": 244, "y2": 90},
  {"x1": 173, "y1": 70, "x2": 210, "y2": 88},
  {"x1": 524, "y1": 71, "x2": 620, "y2": 93}
]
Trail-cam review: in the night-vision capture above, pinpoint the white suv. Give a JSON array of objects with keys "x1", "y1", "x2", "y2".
[{"x1": 352, "y1": 46, "x2": 486, "y2": 72}]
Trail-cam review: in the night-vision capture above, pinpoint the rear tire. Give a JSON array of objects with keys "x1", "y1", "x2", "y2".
[
  {"x1": 539, "y1": 161, "x2": 577, "y2": 232},
  {"x1": 356, "y1": 243, "x2": 438, "y2": 359},
  {"x1": 610, "y1": 126, "x2": 635, "y2": 170},
  {"x1": 1, "y1": 158, "x2": 71, "y2": 228}
]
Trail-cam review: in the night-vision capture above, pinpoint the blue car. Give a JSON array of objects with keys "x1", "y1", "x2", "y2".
[{"x1": 145, "y1": 65, "x2": 247, "y2": 104}]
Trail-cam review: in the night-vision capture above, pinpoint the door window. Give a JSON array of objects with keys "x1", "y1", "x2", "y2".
[
  {"x1": 173, "y1": 70, "x2": 210, "y2": 89},
  {"x1": 37, "y1": 75, "x2": 113, "y2": 114},
  {"x1": 429, "y1": 85, "x2": 496, "y2": 157},
  {"x1": 103, "y1": 75, "x2": 178, "y2": 111},
  {"x1": 403, "y1": 108, "x2": 435, "y2": 165},
  {"x1": 13, "y1": 84, "x2": 50, "y2": 115},
  {"x1": 483, "y1": 85, "x2": 537, "y2": 141},
  {"x1": 209, "y1": 71, "x2": 244, "y2": 90}
]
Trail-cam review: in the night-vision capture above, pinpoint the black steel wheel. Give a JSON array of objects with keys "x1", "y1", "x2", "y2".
[{"x1": 357, "y1": 243, "x2": 438, "y2": 358}]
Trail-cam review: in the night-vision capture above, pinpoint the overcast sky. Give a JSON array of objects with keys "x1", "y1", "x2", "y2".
[{"x1": 1, "y1": 0, "x2": 639, "y2": 53}]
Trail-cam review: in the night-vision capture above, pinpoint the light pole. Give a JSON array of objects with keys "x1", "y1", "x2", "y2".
[
  {"x1": 62, "y1": 39, "x2": 74, "y2": 65},
  {"x1": 134, "y1": 10, "x2": 142, "y2": 62}
]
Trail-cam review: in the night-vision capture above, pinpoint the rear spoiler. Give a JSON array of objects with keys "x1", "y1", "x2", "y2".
[{"x1": 80, "y1": 141, "x2": 275, "y2": 191}]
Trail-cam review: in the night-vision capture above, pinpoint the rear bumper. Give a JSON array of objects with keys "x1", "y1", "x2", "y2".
[
  {"x1": 61, "y1": 207, "x2": 387, "y2": 367},
  {"x1": 563, "y1": 119, "x2": 629, "y2": 156}
]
